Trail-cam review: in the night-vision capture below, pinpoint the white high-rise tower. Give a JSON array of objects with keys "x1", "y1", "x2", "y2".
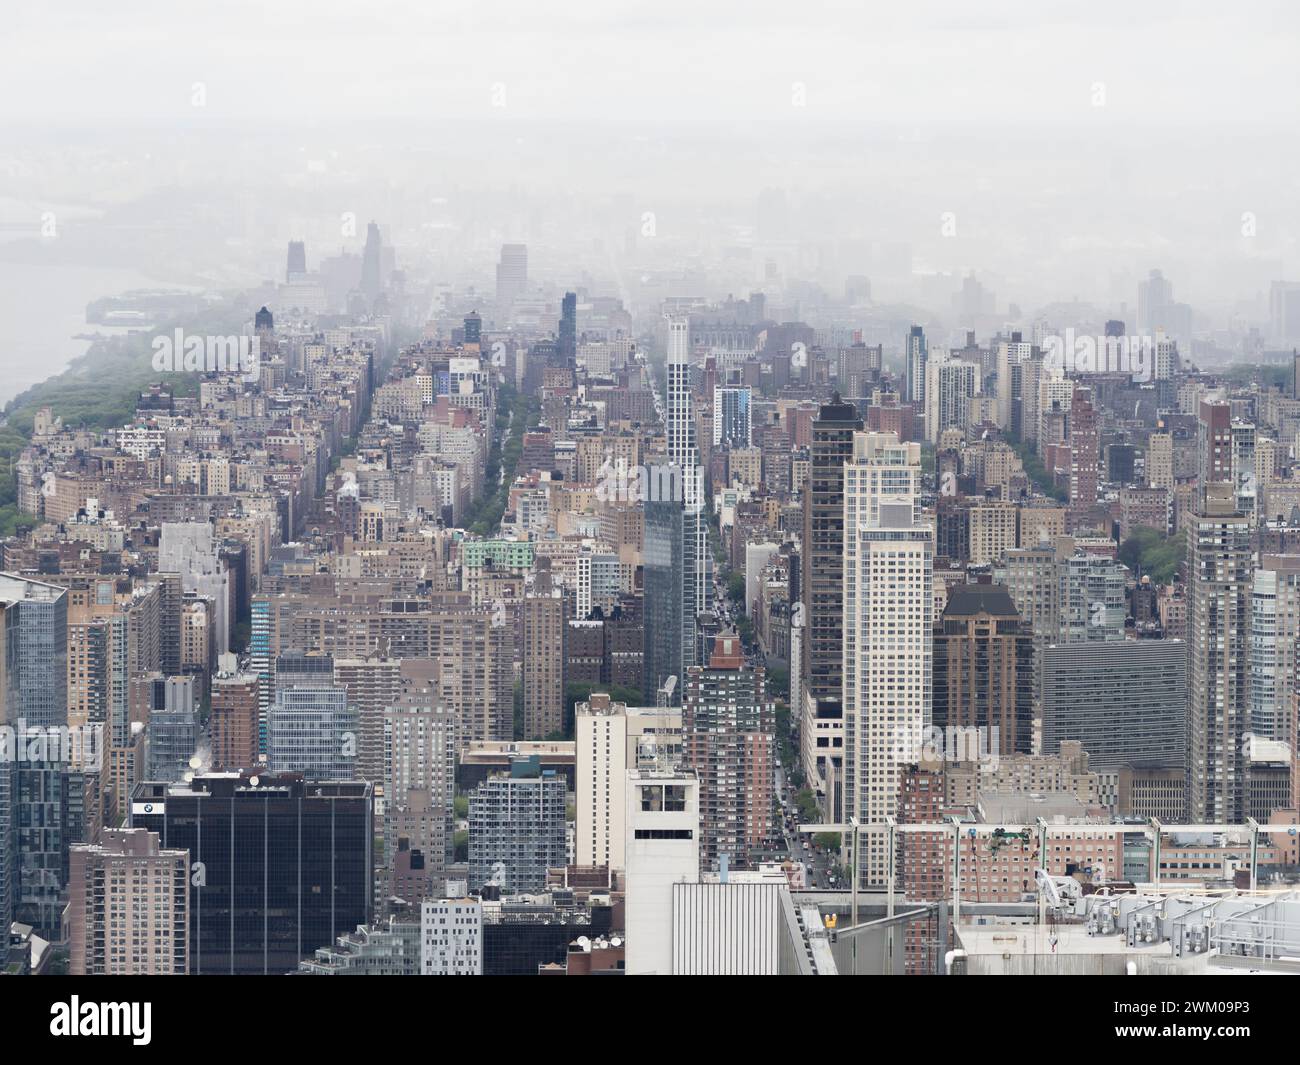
[
  {"x1": 840, "y1": 431, "x2": 931, "y2": 885},
  {"x1": 664, "y1": 316, "x2": 707, "y2": 672}
]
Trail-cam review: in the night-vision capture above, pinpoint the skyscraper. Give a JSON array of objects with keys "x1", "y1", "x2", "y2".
[
  {"x1": 924, "y1": 355, "x2": 978, "y2": 444},
  {"x1": 67, "y1": 828, "x2": 189, "y2": 975},
  {"x1": 932, "y1": 584, "x2": 1034, "y2": 756},
  {"x1": 496, "y1": 243, "x2": 528, "y2": 309},
  {"x1": 657, "y1": 315, "x2": 707, "y2": 687},
  {"x1": 1248, "y1": 556, "x2": 1300, "y2": 744},
  {"x1": 712, "y1": 385, "x2": 753, "y2": 448},
  {"x1": 144, "y1": 676, "x2": 200, "y2": 784},
  {"x1": 624, "y1": 765, "x2": 699, "y2": 975},
  {"x1": 210, "y1": 665, "x2": 259, "y2": 771},
  {"x1": 131, "y1": 772, "x2": 374, "y2": 975},
  {"x1": 558, "y1": 291, "x2": 577, "y2": 364},
  {"x1": 267, "y1": 654, "x2": 359, "y2": 780},
  {"x1": 644, "y1": 499, "x2": 688, "y2": 704},
  {"x1": 1057, "y1": 553, "x2": 1128, "y2": 642},
  {"x1": 521, "y1": 585, "x2": 565, "y2": 738},
  {"x1": 799, "y1": 395, "x2": 861, "y2": 816},
  {"x1": 467, "y1": 757, "x2": 566, "y2": 893},
  {"x1": 0, "y1": 574, "x2": 69, "y2": 935},
  {"x1": 575, "y1": 694, "x2": 628, "y2": 871},
  {"x1": 1187, "y1": 483, "x2": 1252, "y2": 823},
  {"x1": 383, "y1": 690, "x2": 457, "y2": 876},
  {"x1": 463, "y1": 310, "x2": 482, "y2": 349},
  {"x1": 683, "y1": 635, "x2": 775, "y2": 871},
  {"x1": 286, "y1": 240, "x2": 306, "y2": 283},
  {"x1": 360, "y1": 220, "x2": 383, "y2": 299},
  {"x1": 801, "y1": 398, "x2": 863, "y2": 704},
  {"x1": 1068, "y1": 385, "x2": 1100, "y2": 507},
  {"x1": 1041, "y1": 640, "x2": 1188, "y2": 776},
  {"x1": 1137, "y1": 268, "x2": 1174, "y2": 335},
  {"x1": 1197, "y1": 397, "x2": 1233, "y2": 488},
  {"x1": 841, "y1": 432, "x2": 930, "y2": 884},
  {"x1": 904, "y1": 324, "x2": 928, "y2": 414}
]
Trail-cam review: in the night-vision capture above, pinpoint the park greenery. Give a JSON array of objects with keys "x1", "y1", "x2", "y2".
[
  {"x1": 1119, "y1": 525, "x2": 1185, "y2": 584},
  {"x1": 0, "y1": 304, "x2": 246, "y2": 536}
]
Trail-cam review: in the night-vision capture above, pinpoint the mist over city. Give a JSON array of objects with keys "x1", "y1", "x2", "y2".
[{"x1": 1, "y1": 0, "x2": 1299, "y2": 1028}]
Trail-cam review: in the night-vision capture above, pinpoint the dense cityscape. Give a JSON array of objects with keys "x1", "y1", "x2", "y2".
[
  {"x1": 1, "y1": 6, "x2": 1298, "y2": 1042},
  {"x1": 4, "y1": 232, "x2": 1300, "y2": 986}
]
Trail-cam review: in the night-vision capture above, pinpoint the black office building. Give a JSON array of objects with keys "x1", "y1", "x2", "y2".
[{"x1": 131, "y1": 771, "x2": 373, "y2": 974}]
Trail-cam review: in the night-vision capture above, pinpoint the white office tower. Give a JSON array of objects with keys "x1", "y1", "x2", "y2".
[
  {"x1": 664, "y1": 315, "x2": 708, "y2": 667},
  {"x1": 924, "y1": 354, "x2": 979, "y2": 444},
  {"x1": 665, "y1": 315, "x2": 699, "y2": 506},
  {"x1": 1153, "y1": 333, "x2": 1180, "y2": 381},
  {"x1": 841, "y1": 431, "x2": 931, "y2": 885},
  {"x1": 420, "y1": 898, "x2": 483, "y2": 975},
  {"x1": 995, "y1": 336, "x2": 1034, "y2": 433},
  {"x1": 576, "y1": 695, "x2": 628, "y2": 870},
  {"x1": 624, "y1": 766, "x2": 700, "y2": 975}
]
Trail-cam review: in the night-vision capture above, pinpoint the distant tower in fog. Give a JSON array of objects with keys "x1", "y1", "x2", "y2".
[
  {"x1": 286, "y1": 240, "x2": 306, "y2": 282},
  {"x1": 463, "y1": 311, "x2": 482, "y2": 349},
  {"x1": 558, "y1": 292, "x2": 577, "y2": 363},
  {"x1": 497, "y1": 244, "x2": 528, "y2": 308},
  {"x1": 361, "y1": 222, "x2": 383, "y2": 298}
]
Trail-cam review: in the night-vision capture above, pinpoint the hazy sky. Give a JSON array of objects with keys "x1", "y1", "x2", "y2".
[
  {"x1": 4, "y1": 1, "x2": 1298, "y2": 126},
  {"x1": 1, "y1": 1, "x2": 1299, "y2": 352}
]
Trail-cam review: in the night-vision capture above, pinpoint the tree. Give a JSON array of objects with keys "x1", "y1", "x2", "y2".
[
  {"x1": 767, "y1": 666, "x2": 790, "y2": 700},
  {"x1": 726, "y1": 572, "x2": 746, "y2": 608},
  {"x1": 813, "y1": 832, "x2": 841, "y2": 852},
  {"x1": 795, "y1": 788, "x2": 820, "y2": 822},
  {"x1": 1119, "y1": 526, "x2": 1185, "y2": 585}
]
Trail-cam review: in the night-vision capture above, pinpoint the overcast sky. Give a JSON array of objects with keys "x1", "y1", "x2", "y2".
[
  {"x1": 4, "y1": 0, "x2": 1298, "y2": 126},
  {"x1": 1, "y1": 2, "x2": 1298, "y2": 330}
]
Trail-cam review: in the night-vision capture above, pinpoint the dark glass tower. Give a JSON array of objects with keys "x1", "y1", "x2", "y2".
[
  {"x1": 800, "y1": 397, "x2": 861, "y2": 709},
  {"x1": 558, "y1": 291, "x2": 577, "y2": 364},
  {"x1": 131, "y1": 772, "x2": 374, "y2": 974},
  {"x1": 643, "y1": 499, "x2": 687, "y2": 705},
  {"x1": 0, "y1": 574, "x2": 69, "y2": 936},
  {"x1": 463, "y1": 311, "x2": 482, "y2": 347}
]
